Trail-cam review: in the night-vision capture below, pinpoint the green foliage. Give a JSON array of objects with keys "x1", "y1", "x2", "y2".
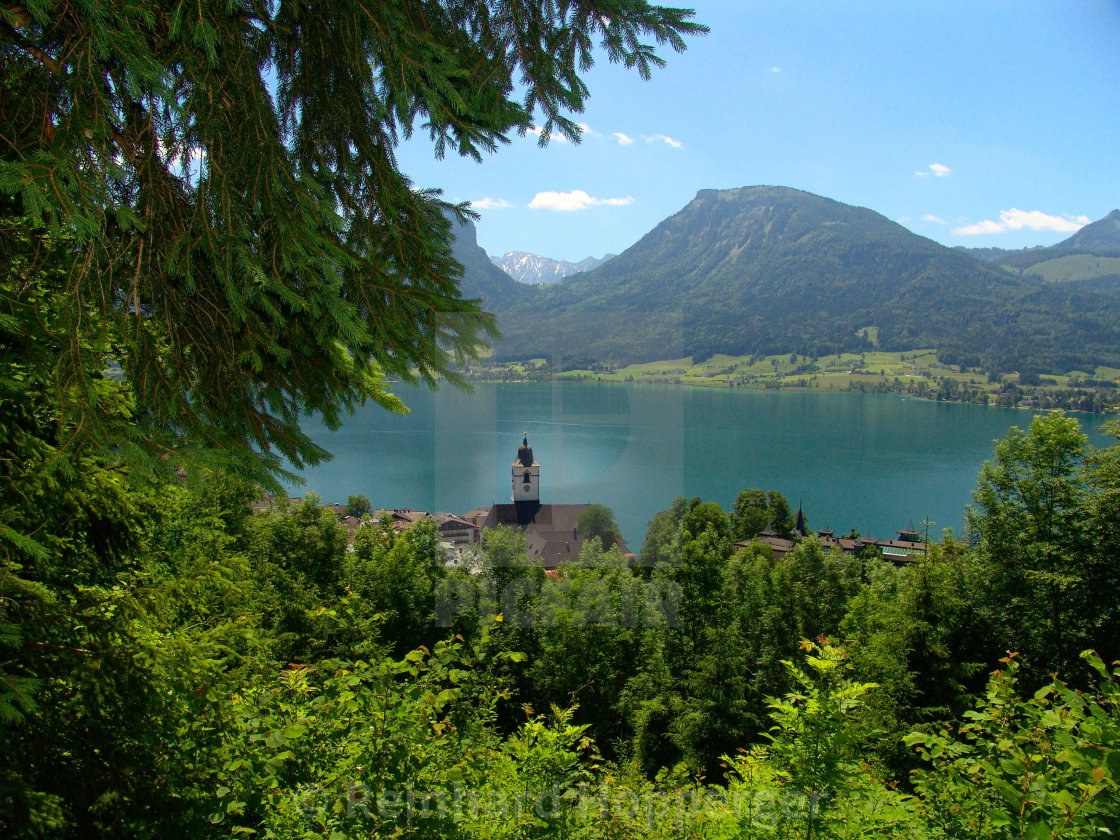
[
  {"x1": 968, "y1": 412, "x2": 1120, "y2": 680},
  {"x1": 346, "y1": 517, "x2": 447, "y2": 657},
  {"x1": 7, "y1": 408, "x2": 1120, "y2": 836},
  {"x1": 763, "y1": 640, "x2": 879, "y2": 836},
  {"x1": 769, "y1": 539, "x2": 861, "y2": 643},
  {"x1": 244, "y1": 495, "x2": 350, "y2": 660},
  {"x1": 767, "y1": 491, "x2": 794, "y2": 540},
  {"x1": 0, "y1": 3, "x2": 719, "y2": 836},
  {"x1": 731, "y1": 488, "x2": 770, "y2": 540},
  {"x1": 639, "y1": 496, "x2": 691, "y2": 568},
  {"x1": 194, "y1": 631, "x2": 569, "y2": 839},
  {"x1": 969, "y1": 412, "x2": 1087, "y2": 561},
  {"x1": 480, "y1": 526, "x2": 544, "y2": 619},
  {"x1": 0, "y1": 472, "x2": 273, "y2": 837},
  {"x1": 906, "y1": 651, "x2": 1120, "y2": 839},
  {"x1": 670, "y1": 500, "x2": 732, "y2": 634},
  {"x1": 528, "y1": 544, "x2": 650, "y2": 749},
  {"x1": 1081, "y1": 419, "x2": 1120, "y2": 653},
  {"x1": 840, "y1": 550, "x2": 988, "y2": 776},
  {"x1": 345, "y1": 494, "x2": 373, "y2": 519},
  {"x1": 577, "y1": 503, "x2": 623, "y2": 549},
  {"x1": 623, "y1": 509, "x2": 868, "y2": 778}
]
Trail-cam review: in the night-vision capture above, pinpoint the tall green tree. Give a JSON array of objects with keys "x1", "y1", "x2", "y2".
[
  {"x1": 528, "y1": 541, "x2": 647, "y2": 751},
  {"x1": 639, "y1": 495, "x2": 691, "y2": 568},
  {"x1": 768, "y1": 490, "x2": 795, "y2": 539},
  {"x1": 348, "y1": 517, "x2": 447, "y2": 656},
  {"x1": 345, "y1": 494, "x2": 373, "y2": 519},
  {"x1": 967, "y1": 412, "x2": 1101, "y2": 678},
  {"x1": 669, "y1": 500, "x2": 732, "y2": 635},
  {"x1": 731, "y1": 487, "x2": 770, "y2": 540},
  {"x1": 1083, "y1": 420, "x2": 1120, "y2": 665},
  {"x1": 577, "y1": 503, "x2": 622, "y2": 549}
]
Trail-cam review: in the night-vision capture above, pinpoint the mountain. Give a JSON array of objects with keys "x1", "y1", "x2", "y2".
[
  {"x1": 1051, "y1": 209, "x2": 1120, "y2": 254},
  {"x1": 491, "y1": 251, "x2": 616, "y2": 284},
  {"x1": 487, "y1": 187, "x2": 1120, "y2": 372},
  {"x1": 448, "y1": 216, "x2": 525, "y2": 309}
]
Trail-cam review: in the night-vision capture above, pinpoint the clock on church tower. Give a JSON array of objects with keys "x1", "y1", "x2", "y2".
[{"x1": 511, "y1": 432, "x2": 540, "y2": 503}]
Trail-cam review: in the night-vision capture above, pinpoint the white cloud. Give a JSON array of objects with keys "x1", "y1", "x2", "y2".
[
  {"x1": 952, "y1": 208, "x2": 1092, "y2": 236},
  {"x1": 577, "y1": 122, "x2": 600, "y2": 137},
  {"x1": 528, "y1": 190, "x2": 635, "y2": 211},
  {"x1": 916, "y1": 162, "x2": 951, "y2": 178},
  {"x1": 923, "y1": 214, "x2": 946, "y2": 225},
  {"x1": 646, "y1": 133, "x2": 683, "y2": 149},
  {"x1": 1001, "y1": 209, "x2": 1092, "y2": 231},
  {"x1": 470, "y1": 197, "x2": 513, "y2": 211},
  {"x1": 611, "y1": 132, "x2": 634, "y2": 146},
  {"x1": 769, "y1": 66, "x2": 782, "y2": 73},
  {"x1": 953, "y1": 219, "x2": 1005, "y2": 235}
]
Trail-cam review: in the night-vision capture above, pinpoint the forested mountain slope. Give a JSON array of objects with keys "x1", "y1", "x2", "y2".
[
  {"x1": 482, "y1": 187, "x2": 1120, "y2": 372},
  {"x1": 450, "y1": 216, "x2": 527, "y2": 310}
]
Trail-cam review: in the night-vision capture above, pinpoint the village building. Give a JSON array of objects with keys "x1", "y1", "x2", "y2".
[
  {"x1": 477, "y1": 433, "x2": 631, "y2": 569},
  {"x1": 432, "y1": 512, "x2": 481, "y2": 549},
  {"x1": 735, "y1": 526, "x2": 928, "y2": 565}
]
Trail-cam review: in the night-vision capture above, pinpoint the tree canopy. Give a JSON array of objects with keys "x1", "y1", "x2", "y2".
[
  {"x1": 577, "y1": 503, "x2": 622, "y2": 548},
  {"x1": 1, "y1": 0, "x2": 706, "y2": 477}
]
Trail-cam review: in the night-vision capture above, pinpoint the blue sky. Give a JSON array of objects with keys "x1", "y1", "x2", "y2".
[{"x1": 396, "y1": 1, "x2": 1120, "y2": 263}]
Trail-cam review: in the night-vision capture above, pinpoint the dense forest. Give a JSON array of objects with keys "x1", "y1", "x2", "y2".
[{"x1": 4, "y1": 407, "x2": 1120, "y2": 838}]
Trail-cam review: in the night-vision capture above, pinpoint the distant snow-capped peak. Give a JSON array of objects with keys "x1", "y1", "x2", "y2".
[{"x1": 491, "y1": 251, "x2": 615, "y2": 284}]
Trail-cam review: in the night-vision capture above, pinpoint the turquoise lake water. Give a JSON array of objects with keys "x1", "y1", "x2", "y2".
[{"x1": 285, "y1": 382, "x2": 1114, "y2": 548}]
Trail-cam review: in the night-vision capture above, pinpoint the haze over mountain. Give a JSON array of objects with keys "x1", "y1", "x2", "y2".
[
  {"x1": 457, "y1": 187, "x2": 1120, "y2": 374},
  {"x1": 491, "y1": 251, "x2": 616, "y2": 285}
]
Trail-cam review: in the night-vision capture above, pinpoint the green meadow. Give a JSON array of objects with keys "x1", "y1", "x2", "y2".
[{"x1": 546, "y1": 350, "x2": 1118, "y2": 393}]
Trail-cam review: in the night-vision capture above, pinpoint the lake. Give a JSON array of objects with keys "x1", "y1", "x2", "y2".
[{"x1": 285, "y1": 382, "x2": 1115, "y2": 547}]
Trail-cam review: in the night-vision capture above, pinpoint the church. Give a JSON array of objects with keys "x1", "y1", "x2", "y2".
[{"x1": 479, "y1": 433, "x2": 631, "y2": 568}]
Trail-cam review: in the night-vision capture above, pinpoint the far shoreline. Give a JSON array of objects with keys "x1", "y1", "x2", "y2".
[{"x1": 458, "y1": 348, "x2": 1120, "y2": 415}]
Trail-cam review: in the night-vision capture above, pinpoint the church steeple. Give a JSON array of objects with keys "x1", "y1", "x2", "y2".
[
  {"x1": 517, "y1": 435, "x2": 534, "y2": 467},
  {"x1": 511, "y1": 431, "x2": 540, "y2": 503}
]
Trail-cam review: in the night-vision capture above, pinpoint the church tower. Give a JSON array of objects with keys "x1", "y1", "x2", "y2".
[{"x1": 511, "y1": 432, "x2": 540, "y2": 503}]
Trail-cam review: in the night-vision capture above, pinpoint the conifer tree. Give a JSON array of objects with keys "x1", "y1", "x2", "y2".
[{"x1": 1, "y1": 0, "x2": 705, "y2": 475}]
